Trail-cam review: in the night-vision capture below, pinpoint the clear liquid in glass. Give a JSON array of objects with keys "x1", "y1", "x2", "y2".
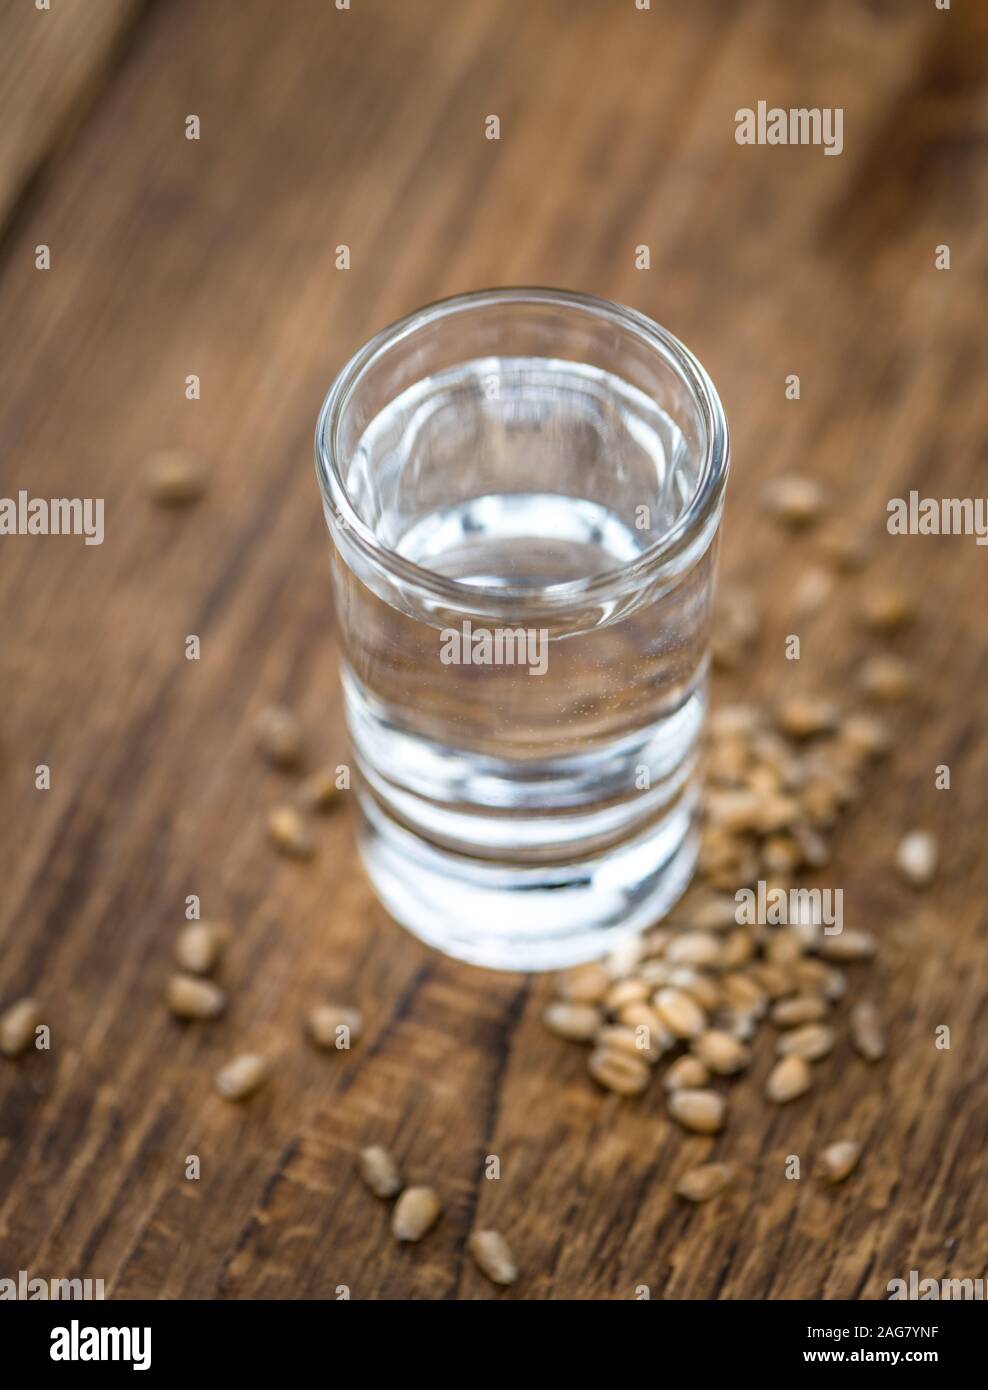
[{"x1": 330, "y1": 357, "x2": 717, "y2": 968}]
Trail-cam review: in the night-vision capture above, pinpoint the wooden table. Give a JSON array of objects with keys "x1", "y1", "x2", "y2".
[{"x1": 1, "y1": 0, "x2": 985, "y2": 1300}]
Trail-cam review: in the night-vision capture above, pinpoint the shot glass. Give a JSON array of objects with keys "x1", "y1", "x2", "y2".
[{"x1": 315, "y1": 288, "x2": 729, "y2": 970}]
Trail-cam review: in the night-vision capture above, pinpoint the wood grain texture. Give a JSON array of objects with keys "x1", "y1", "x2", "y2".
[
  {"x1": 0, "y1": 0, "x2": 145, "y2": 228},
  {"x1": 0, "y1": 0, "x2": 985, "y2": 1300}
]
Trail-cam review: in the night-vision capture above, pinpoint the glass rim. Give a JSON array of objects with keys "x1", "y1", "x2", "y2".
[{"x1": 315, "y1": 286, "x2": 730, "y2": 610}]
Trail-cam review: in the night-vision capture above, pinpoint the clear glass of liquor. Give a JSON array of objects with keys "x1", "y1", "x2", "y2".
[{"x1": 315, "y1": 288, "x2": 729, "y2": 971}]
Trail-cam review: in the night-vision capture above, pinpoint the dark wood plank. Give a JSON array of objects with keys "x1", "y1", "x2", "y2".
[
  {"x1": 0, "y1": 0, "x2": 145, "y2": 230},
  {"x1": 0, "y1": 0, "x2": 986, "y2": 1299}
]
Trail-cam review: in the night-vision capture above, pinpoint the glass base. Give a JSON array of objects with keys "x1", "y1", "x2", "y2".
[{"x1": 355, "y1": 786, "x2": 700, "y2": 972}]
